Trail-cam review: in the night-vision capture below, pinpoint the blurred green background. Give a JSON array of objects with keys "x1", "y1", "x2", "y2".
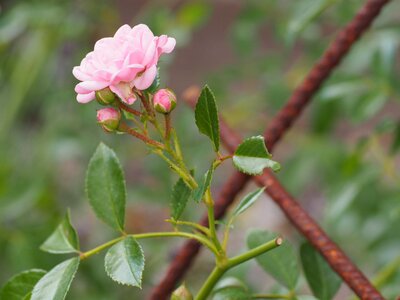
[{"x1": 0, "y1": 0, "x2": 399, "y2": 299}]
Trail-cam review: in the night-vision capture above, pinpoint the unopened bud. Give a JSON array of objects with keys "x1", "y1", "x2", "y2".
[
  {"x1": 96, "y1": 87, "x2": 116, "y2": 105},
  {"x1": 153, "y1": 88, "x2": 176, "y2": 114},
  {"x1": 171, "y1": 283, "x2": 193, "y2": 300},
  {"x1": 96, "y1": 108, "x2": 121, "y2": 132}
]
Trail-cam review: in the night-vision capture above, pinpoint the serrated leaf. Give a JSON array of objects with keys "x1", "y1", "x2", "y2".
[
  {"x1": 192, "y1": 167, "x2": 213, "y2": 203},
  {"x1": 171, "y1": 178, "x2": 192, "y2": 220},
  {"x1": 195, "y1": 85, "x2": 220, "y2": 152},
  {"x1": 300, "y1": 242, "x2": 341, "y2": 300},
  {"x1": 86, "y1": 143, "x2": 126, "y2": 232},
  {"x1": 0, "y1": 269, "x2": 46, "y2": 300},
  {"x1": 233, "y1": 136, "x2": 280, "y2": 175},
  {"x1": 40, "y1": 210, "x2": 79, "y2": 254},
  {"x1": 104, "y1": 237, "x2": 145, "y2": 287},
  {"x1": 31, "y1": 257, "x2": 79, "y2": 300},
  {"x1": 247, "y1": 230, "x2": 299, "y2": 290},
  {"x1": 232, "y1": 187, "x2": 265, "y2": 219}
]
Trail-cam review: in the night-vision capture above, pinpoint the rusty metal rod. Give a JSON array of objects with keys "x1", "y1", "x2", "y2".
[{"x1": 150, "y1": 0, "x2": 390, "y2": 298}]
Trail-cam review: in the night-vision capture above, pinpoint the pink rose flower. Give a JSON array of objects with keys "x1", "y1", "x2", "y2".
[
  {"x1": 96, "y1": 107, "x2": 121, "y2": 132},
  {"x1": 153, "y1": 88, "x2": 176, "y2": 113},
  {"x1": 73, "y1": 24, "x2": 176, "y2": 105}
]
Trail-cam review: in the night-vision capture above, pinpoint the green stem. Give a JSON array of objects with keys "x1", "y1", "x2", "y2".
[
  {"x1": 164, "y1": 113, "x2": 172, "y2": 141},
  {"x1": 133, "y1": 232, "x2": 217, "y2": 254},
  {"x1": 373, "y1": 254, "x2": 400, "y2": 288},
  {"x1": 117, "y1": 100, "x2": 141, "y2": 117},
  {"x1": 195, "y1": 237, "x2": 282, "y2": 300},
  {"x1": 195, "y1": 266, "x2": 226, "y2": 300},
  {"x1": 153, "y1": 149, "x2": 198, "y2": 189},
  {"x1": 225, "y1": 237, "x2": 282, "y2": 269},
  {"x1": 81, "y1": 231, "x2": 218, "y2": 261},
  {"x1": 119, "y1": 122, "x2": 164, "y2": 149},
  {"x1": 205, "y1": 189, "x2": 223, "y2": 254},
  {"x1": 138, "y1": 91, "x2": 155, "y2": 118},
  {"x1": 139, "y1": 91, "x2": 165, "y2": 139},
  {"x1": 80, "y1": 236, "x2": 125, "y2": 260},
  {"x1": 153, "y1": 117, "x2": 165, "y2": 140},
  {"x1": 222, "y1": 219, "x2": 233, "y2": 251},
  {"x1": 166, "y1": 219, "x2": 211, "y2": 237},
  {"x1": 129, "y1": 115, "x2": 147, "y2": 134},
  {"x1": 171, "y1": 129, "x2": 186, "y2": 169}
]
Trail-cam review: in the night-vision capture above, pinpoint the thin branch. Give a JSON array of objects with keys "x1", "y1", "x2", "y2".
[
  {"x1": 150, "y1": 0, "x2": 390, "y2": 298},
  {"x1": 118, "y1": 122, "x2": 164, "y2": 149},
  {"x1": 117, "y1": 100, "x2": 141, "y2": 117}
]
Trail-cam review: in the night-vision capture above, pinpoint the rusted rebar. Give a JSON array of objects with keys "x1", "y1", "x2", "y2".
[
  {"x1": 150, "y1": 0, "x2": 390, "y2": 298},
  {"x1": 264, "y1": 0, "x2": 391, "y2": 152}
]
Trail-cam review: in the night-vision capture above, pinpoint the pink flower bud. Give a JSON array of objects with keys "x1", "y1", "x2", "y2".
[
  {"x1": 96, "y1": 108, "x2": 121, "y2": 132},
  {"x1": 153, "y1": 88, "x2": 177, "y2": 114}
]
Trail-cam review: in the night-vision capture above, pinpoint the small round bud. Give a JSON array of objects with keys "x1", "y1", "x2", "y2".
[
  {"x1": 171, "y1": 284, "x2": 193, "y2": 300},
  {"x1": 153, "y1": 88, "x2": 177, "y2": 114},
  {"x1": 96, "y1": 108, "x2": 121, "y2": 132},
  {"x1": 95, "y1": 87, "x2": 116, "y2": 105}
]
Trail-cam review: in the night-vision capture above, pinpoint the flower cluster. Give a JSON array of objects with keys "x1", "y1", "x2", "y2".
[{"x1": 72, "y1": 24, "x2": 176, "y2": 105}]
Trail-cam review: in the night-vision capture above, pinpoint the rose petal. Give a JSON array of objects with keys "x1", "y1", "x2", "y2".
[
  {"x1": 72, "y1": 66, "x2": 92, "y2": 81},
  {"x1": 110, "y1": 82, "x2": 137, "y2": 104},
  {"x1": 133, "y1": 65, "x2": 157, "y2": 90},
  {"x1": 77, "y1": 92, "x2": 95, "y2": 103},
  {"x1": 114, "y1": 24, "x2": 132, "y2": 39},
  {"x1": 76, "y1": 80, "x2": 109, "y2": 92}
]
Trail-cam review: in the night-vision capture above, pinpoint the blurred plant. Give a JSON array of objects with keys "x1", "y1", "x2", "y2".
[{"x1": 0, "y1": 0, "x2": 399, "y2": 299}]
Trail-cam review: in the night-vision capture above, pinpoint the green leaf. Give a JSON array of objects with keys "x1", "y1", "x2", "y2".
[
  {"x1": 22, "y1": 293, "x2": 32, "y2": 300},
  {"x1": 391, "y1": 121, "x2": 400, "y2": 154},
  {"x1": 40, "y1": 210, "x2": 79, "y2": 254},
  {"x1": 104, "y1": 237, "x2": 145, "y2": 287},
  {"x1": 247, "y1": 230, "x2": 299, "y2": 290},
  {"x1": 195, "y1": 85, "x2": 220, "y2": 152},
  {"x1": 212, "y1": 278, "x2": 250, "y2": 300},
  {"x1": 31, "y1": 257, "x2": 80, "y2": 300},
  {"x1": 287, "y1": 0, "x2": 336, "y2": 43},
  {"x1": 300, "y1": 242, "x2": 341, "y2": 300},
  {"x1": 319, "y1": 80, "x2": 365, "y2": 101},
  {"x1": 178, "y1": 2, "x2": 211, "y2": 28},
  {"x1": 295, "y1": 296, "x2": 319, "y2": 300},
  {"x1": 233, "y1": 136, "x2": 280, "y2": 175},
  {"x1": 192, "y1": 167, "x2": 213, "y2": 203},
  {"x1": 232, "y1": 187, "x2": 265, "y2": 219},
  {"x1": 171, "y1": 178, "x2": 192, "y2": 220},
  {"x1": 211, "y1": 287, "x2": 250, "y2": 300},
  {"x1": 0, "y1": 269, "x2": 46, "y2": 300},
  {"x1": 86, "y1": 143, "x2": 126, "y2": 232}
]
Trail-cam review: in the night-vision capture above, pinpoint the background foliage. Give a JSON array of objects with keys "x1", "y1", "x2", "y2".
[{"x1": 0, "y1": 0, "x2": 399, "y2": 298}]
